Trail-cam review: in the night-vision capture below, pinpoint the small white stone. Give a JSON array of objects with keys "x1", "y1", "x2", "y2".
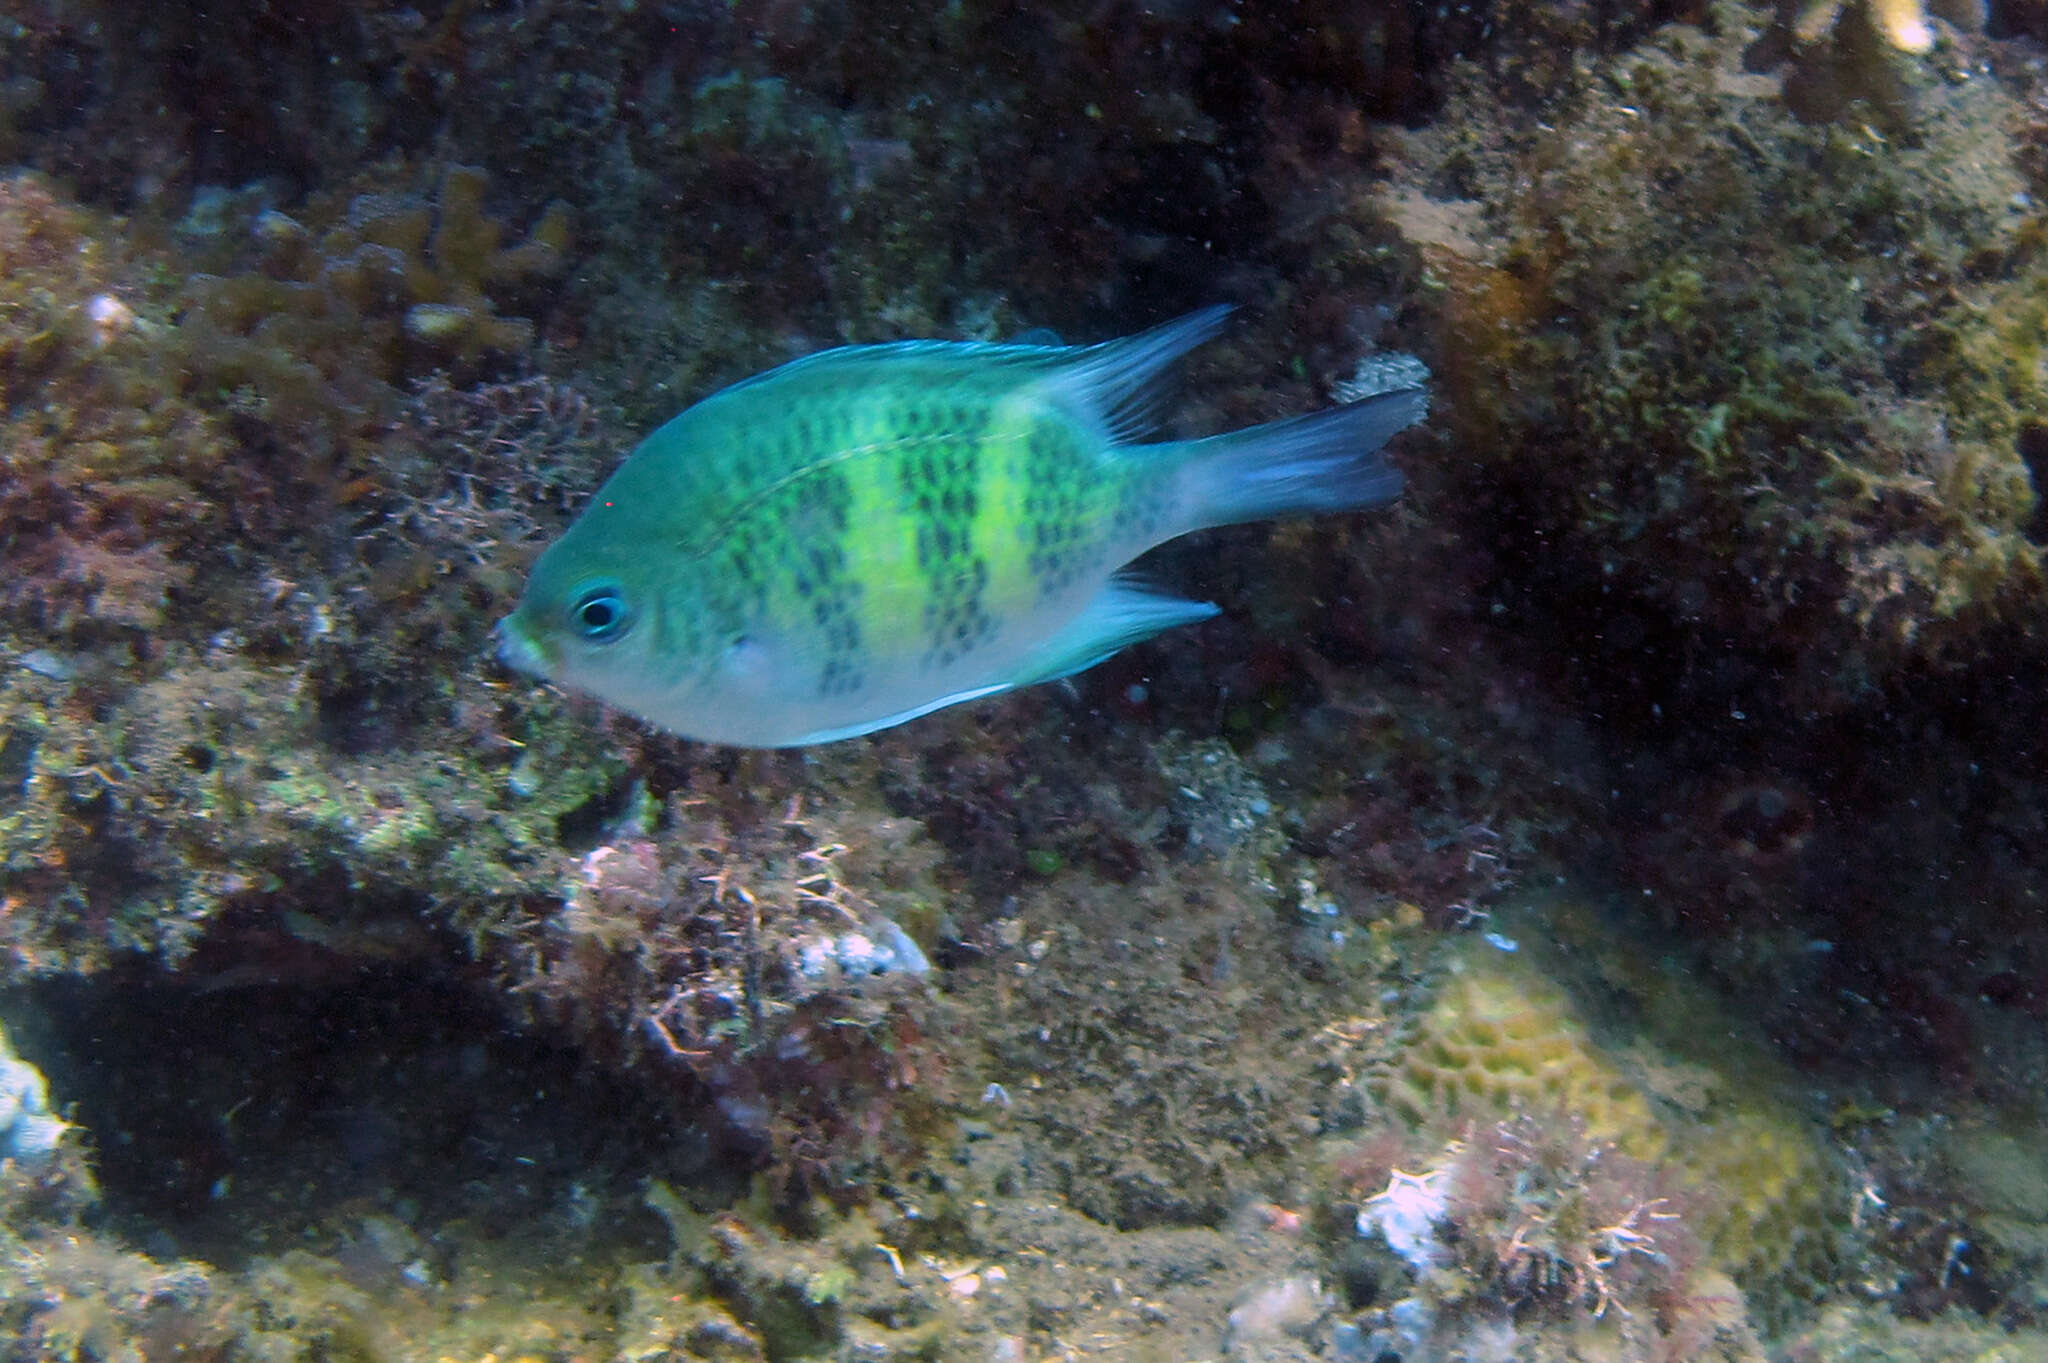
[
  {"x1": 798, "y1": 940, "x2": 837, "y2": 979},
  {"x1": 85, "y1": 293, "x2": 137, "y2": 348},
  {"x1": 873, "y1": 919, "x2": 930, "y2": 975},
  {"x1": 253, "y1": 209, "x2": 308, "y2": 244},
  {"x1": 834, "y1": 932, "x2": 881, "y2": 973},
  {"x1": 403, "y1": 302, "x2": 473, "y2": 343},
  {"x1": 1225, "y1": 1275, "x2": 1326, "y2": 1347}
]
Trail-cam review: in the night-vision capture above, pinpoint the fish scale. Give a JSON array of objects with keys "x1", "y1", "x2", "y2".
[{"x1": 498, "y1": 306, "x2": 1428, "y2": 747}]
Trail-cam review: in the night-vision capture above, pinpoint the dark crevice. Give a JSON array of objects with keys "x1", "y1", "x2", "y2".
[{"x1": 4, "y1": 950, "x2": 723, "y2": 1268}]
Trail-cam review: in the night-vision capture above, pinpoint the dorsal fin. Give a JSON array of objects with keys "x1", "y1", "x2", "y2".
[{"x1": 1046, "y1": 304, "x2": 1233, "y2": 445}]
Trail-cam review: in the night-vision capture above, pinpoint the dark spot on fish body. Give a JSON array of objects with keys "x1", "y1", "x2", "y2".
[
  {"x1": 802, "y1": 537, "x2": 844, "y2": 585},
  {"x1": 905, "y1": 449, "x2": 973, "y2": 562},
  {"x1": 918, "y1": 522, "x2": 962, "y2": 569},
  {"x1": 1108, "y1": 473, "x2": 1165, "y2": 542},
  {"x1": 1025, "y1": 512, "x2": 1083, "y2": 596},
  {"x1": 791, "y1": 395, "x2": 845, "y2": 452},
  {"x1": 740, "y1": 464, "x2": 866, "y2": 701},
  {"x1": 892, "y1": 421, "x2": 993, "y2": 666},
  {"x1": 818, "y1": 655, "x2": 863, "y2": 697},
  {"x1": 921, "y1": 556, "x2": 993, "y2": 672},
  {"x1": 718, "y1": 544, "x2": 772, "y2": 619},
  {"x1": 1022, "y1": 422, "x2": 1097, "y2": 599},
  {"x1": 813, "y1": 583, "x2": 865, "y2": 698}
]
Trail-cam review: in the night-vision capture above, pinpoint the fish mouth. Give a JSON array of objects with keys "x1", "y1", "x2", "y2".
[{"x1": 493, "y1": 615, "x2": 551, "y2": 677}]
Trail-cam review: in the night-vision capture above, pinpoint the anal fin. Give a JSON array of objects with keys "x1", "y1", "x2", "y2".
[{"x1": 1008, "y1": 576, "x2": 1219, "y2": 688}]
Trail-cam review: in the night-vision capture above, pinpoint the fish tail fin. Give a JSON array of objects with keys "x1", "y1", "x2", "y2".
[{"x1": 1169, "y1": 384, "x2": 1427, "y2": 531}]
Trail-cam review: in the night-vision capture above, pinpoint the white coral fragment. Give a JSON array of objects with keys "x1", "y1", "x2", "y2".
[{"x1": 1356, "y1": 1162, "x2": 1452, "y2": 1272}]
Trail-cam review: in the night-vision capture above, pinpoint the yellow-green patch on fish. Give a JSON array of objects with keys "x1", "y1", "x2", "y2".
[{"x1": 496, "y1": 307, "x2": 1427, "y2": 747}]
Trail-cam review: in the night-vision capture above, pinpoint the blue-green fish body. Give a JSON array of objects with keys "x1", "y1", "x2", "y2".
[{"x1": 497, "y1": 307, "x2": 1426, "y2": 747}]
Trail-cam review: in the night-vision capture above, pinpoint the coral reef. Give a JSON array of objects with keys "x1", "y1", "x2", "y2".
[
  {"x1": 1351, "y1": 1118, "x2": 1749, "y2": 1362},
  {"x1": 517, "y1": 771, "x2": 956, "y2": 1195},
  {"x1": 1370, "y1": 960, "x2": 1665, "y2": 1151},
  {"x1": 1352, "y1": 24, "x2": 2048, "y2": 1248},
  {"x1": 0, "y1": 157, "x2": 951, "y2": 1203},
  {"x1": 1385, "y1": 16, "x2": 2048, "y2": 729},
  {"x1": 0, "y1": 174, "x2": 229, "y2": 644},
  {"x1": 1342, "y1": 912, "x2": 1852, "y2": 1329},
  {"x1": 6, "y1": 1, "x2": 2048, "y2": 1359}
]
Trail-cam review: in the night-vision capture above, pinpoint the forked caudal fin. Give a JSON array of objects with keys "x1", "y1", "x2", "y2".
[{"x1": 1172, "y1": 383, "x2": 1428, "y2": 532}]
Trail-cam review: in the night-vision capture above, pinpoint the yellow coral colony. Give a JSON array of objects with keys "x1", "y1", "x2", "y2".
[{"x1": 1373, "y1": 947, "x2": 1843, "y2": 1290}]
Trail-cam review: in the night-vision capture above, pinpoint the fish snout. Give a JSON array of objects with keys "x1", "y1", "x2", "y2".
[{"x1": 494, "y1": 615, "x2": 550, "y2": 678}]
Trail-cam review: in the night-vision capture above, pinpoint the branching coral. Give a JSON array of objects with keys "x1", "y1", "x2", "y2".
[
  {"x1": 1448, "y1": 1120, "x2": 1691, "y2": 1323},
  {"x1": 1797, "y1": 0, "x2": 1938, "y2": 53},
  {"x1": 174, "y1": 162, "x2": 568, "y2": 456}
]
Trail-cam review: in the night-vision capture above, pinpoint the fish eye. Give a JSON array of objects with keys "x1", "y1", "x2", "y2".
[{"x1": 568, "y1": 584, "x2": 632, "y2": 642}]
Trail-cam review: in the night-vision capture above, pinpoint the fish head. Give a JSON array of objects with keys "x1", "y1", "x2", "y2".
[{"x1": 495, "y1": 524, "x2": 722, "y2": 725}]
